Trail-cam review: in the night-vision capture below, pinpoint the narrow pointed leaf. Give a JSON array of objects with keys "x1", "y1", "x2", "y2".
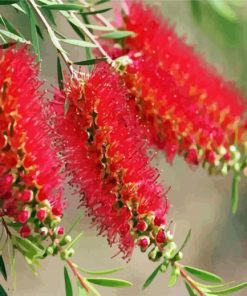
[
  {"x1": 74, "y1": 58, "x2": 106, "y2": 66},
  {"x1": 231, "y1": 172, "x2": 240, "y2": 214},
  {"x1": 84, "y1": 24, "x2": 113, "y2": 31},
  {"x1": 0, "y1": 256, "x2": 7, "y2": 281},
  {"x1": 78, "y1": 266, "x2": 123, "y2": 275},
  {"x1": 0, "y1": 0, "x2": 19, "y2": 4},
  {"x1": 174, "y1": 229, "x2": 191, "y2": 258},
  {"x1": 12, "y1": 3, "x2": 26, "y2": 14},
  {"x1": 28, "y1": 4, "x2": 41, "y2": 61},
  {"x1": 60, "y1": 39, "x2": 96, "y2": 48},
  {"x1": 64, "y1": 267, "x2": 73, "y2": 296},
  {"x1": 0, "y1": 29, "x2": 27, "y2": 43},
  {"x1": 87, "y1": 278, "x2": 132, "y2": 288},
  {"x1": 57, "y1": 56, "x2": 64, "y2": 90},
  {"x1": 95, "y1": 0, "x2": 110, "y2": 5},
  {"x1": 208, "y1": 0, "x2": 237, "y2": 22},
  {"x1": 168, "y1": 266, "x2": 179, "y2": 288},
  {"x1": 80, "y1": 8, "x2": 111, "y2": 15},
  {"x1": 0, "y1": 16, "x2": 24, "y2": 38},
  {"x1": 184, "y1": 266, "x2": 223, "y2": 283},
  {"x1": 0, "y1": 285, "x2": 7, "y2": 296},
  {"x1": 100, "y1": 30, "x2": 135, "y2": 39},
  {"x1": 208, "y1": 282, "x2": 247, "y2": 294},
  {"x1": 41, "y1": 4, "x2": 86, "y2": 11},
  {"x1": 142, "y1": 264, "x2": 161, "y2": 289},
  {"x1": 65, "y1": 232, "x2": 83, "y2": 250}
]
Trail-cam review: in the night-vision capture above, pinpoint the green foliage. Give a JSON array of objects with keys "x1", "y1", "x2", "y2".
[
  {"x1": 231, "y1": 172, "x2": 240, "y2": 214},
  {"x1": 142, "y1": 264, "x2": 162, "y2": 289},
  {"x1": 64, "y1": 267, "x2": 73, "y2": 296},
  {"x1": 0, "y1": 285, "x2": 8, "y2": 296},
  {"x1": 184, "y1": 266, "x2": 223, "y2": 283},
  {"x1": 86, "y1": 277, "x2": 132, "y2": 288},
  {"x1": 0, "y1": 255, "x2": 7, "y2": 281},
  {"x1": 100, "y1": 30, "x2": 135, "y2": 39}
]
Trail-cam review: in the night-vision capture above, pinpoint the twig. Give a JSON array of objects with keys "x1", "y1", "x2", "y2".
[
  {"x1": 56, "y1": 0, "x2": 113, "y2": 64},
  {"x1": 66, "y1": 259, "x2": 89, "y2": 292},
  {"x1": 79, "y1": 0, "x2": 115, "y2": 29},
  {"x1": 28, "y1": 0, "x2": 74, "y2": 74},
  {"x1": 175, "y1": 262, "x2": 205, "y2": 296}
]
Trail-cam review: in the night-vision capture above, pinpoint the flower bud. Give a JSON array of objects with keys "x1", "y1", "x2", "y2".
[
  {"x1": 136, "y1": 220, "x2": 147, "y2": 232},
  {"x1": 51, "y1": 205, "x2": 62, "y2": 217},
  {"x1": 46, "y1": 246, "x2": 54, "y2": 255},
  {"x1": 36, "y1": 208, "x2": 47, "y2": 222},
  {"x1": 156, "y1": 229, "x2": 166, "y2": 244},
  {"x1": 19, "y1": 190, "x2": 33, "y2": 203},
  {"x1": 40, "y1": 227, "x2": 48, "y2": 236},
  {"x1": 55, "y1": 226, "x2": 65, "y2": 236},
  {"x1": 17, "y1": 209, "x2": 30, "y2": 224},
  {"x1": 20, "y1": 225, "x2": 31, "y2": 237},
  {"x1": 138, "y1": 236, "x2": 150, "y2": 250},
  {"x1": 154, "y1": 215, "x2": 166, "y2": 226}
]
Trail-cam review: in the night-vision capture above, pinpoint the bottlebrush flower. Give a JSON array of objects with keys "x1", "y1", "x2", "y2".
[
  {"x1": 107, "y1": 1, "x2": 247, "y2": 177},
  {"x1": 0, "y1": 46, "x2": 64, "y2": 238},
  {"x1": 50, "y1": 63, "x2": 169, "y2": 259}
]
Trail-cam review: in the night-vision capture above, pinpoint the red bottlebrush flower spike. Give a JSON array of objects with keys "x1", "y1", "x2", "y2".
[
  {"x1": 0, "y1": 46, "x2": 64, "y2": 238},
  {"x1": 50, "y1": 63, "x2": 169, "y2": 259},
  {"x1": 108, "y1": 1, "x2": 247, "y2": 177}
]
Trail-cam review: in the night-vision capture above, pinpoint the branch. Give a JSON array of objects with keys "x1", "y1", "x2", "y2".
[
  {"x1": 28, "y1": 0, "x2": 74, "y2": 74},
  {"x1": 175, "y1": 262, "x2": 205, "y2": 296},
  {"x1": 56, "y1": 0, "x2": 113, "y2": 64}
]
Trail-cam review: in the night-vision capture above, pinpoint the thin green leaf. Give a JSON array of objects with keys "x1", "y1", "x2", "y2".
[
  {"x1": 12, "y1": 236, "x2": 45, "y2": 259},
  {"x1": 42, "y1": 4, "x2": 86, "y2": 11},
  {"x1": 0, "y1": 256, "x2": 7, "y2": 281},
  {"x1": 87, "y1": 278, "x2": 132, "y2": 288},
  {"x1": 7, "y1": 241, "x2": 16, "y2": 289},
  {"x1": 65, "y1": 232, "x2": 83, "y2": 250},
  {"x1": 74, "y1": 57, "x2": 106, "y2": 65},
  {"x1": 78, "y1": 266, "x2": 123, "y2": 275},
  {"x1": 47, "y1": 27, "x2": 65, "y2": 53},
  {"x1": 100, "y1": 30, "x2": 135, "y2": 39},
  {"x1": 168, "y1": 266, "x2": 179, "y2": 288},
  {"x1": 0, "y1": 29, "x2": 27, "y2": 43},
  {"x1": 207, "y1": 0, "x2": 238, "y2": 22},
  {"x1": 64, "y1": 267, "x2": 73, "y2": 296},
  {"x1": 142, "y1": 264, "x2": 161, "y2": 289},
  {"x1": 60, "y1": 38, "x2": 96, "y2": 48},
  {"x1": 0, "y1": 0, "x2": 19, "y2": 5},
  {"x1": 78, "y1": 280, "x2": 100, "y2": 296},
  {"x1": 57, "y1": 56, "x2": 64, "y2": 90},
  {"x1": 0, "y1": 16, "x2": 24, "y2": 38},
  {"x1": 95, "y1": 0, "x2": 110, "y2": 5},
  {"x1": 12, "y1": 3, "x2": 27, "y2": 14},
  {"x1": 0, "y1": 285, "x2": 7, "y2": 296},
  {"x1": 84, "y1": 24, "x2": 113, "y2": 31},
  {"x1": 28, "y1": 3, "x2": 41, "y2": 61},
  {"x1": 174, "y1": 229, "x2": 191, "y2": 258},
  {"x1": 36, "y1": 25, "x2": 44, "y2": 40},
  {"x1": 208, "y1": 282, "x2": 247, "y2": 294},
  {"x1": 184, "y1": 266, "x2": 223, "y2": 283},
  {"x1": 231, "y1": 172, "x2": 240, "y2": 214},
  {"x1": 68, "y1": 21, "x2": 85, "y2": 40},
  {"x1": 190, "y1": 0, "x2": 202, "y2": 22},
  {"x1": 80, "y1": 8, "x2": 111, "y2": 15},
  {"x1": 185, "y1": 282, "x2": 197, "y2": 296},
  {"x1": 62, "y1": 213, "x2": 83, "y2": 240}
]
